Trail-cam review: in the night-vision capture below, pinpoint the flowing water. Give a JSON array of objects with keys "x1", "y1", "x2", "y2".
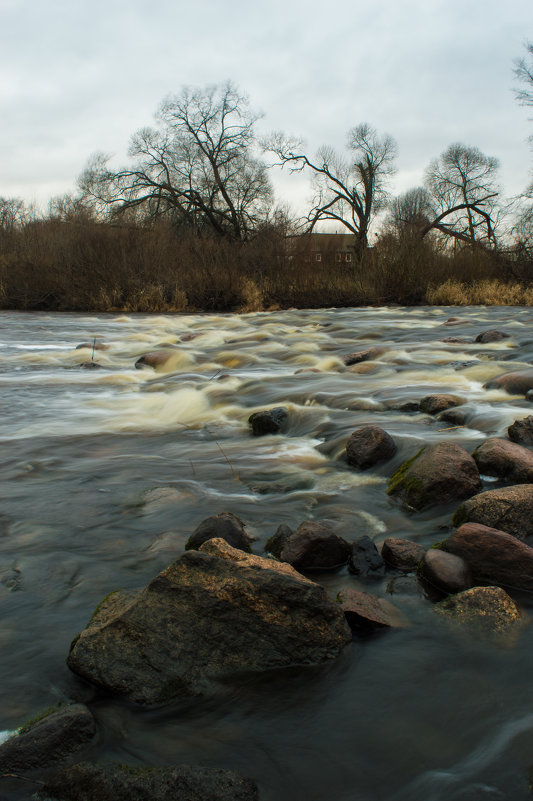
[{"x1": 1, "y1": 306, "x2": 533, "y2": 800}]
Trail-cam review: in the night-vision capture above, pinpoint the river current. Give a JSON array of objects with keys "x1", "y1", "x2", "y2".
[{"x1": 1, "y1": 306, "x2": 533, "y2": 800}]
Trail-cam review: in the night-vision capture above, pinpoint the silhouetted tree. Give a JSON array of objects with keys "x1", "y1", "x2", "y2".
[
  {"x1": 79, "y1": 82, "x2": 273, "y2": 240},
  {"x1": 265, "y1": 123, "x2": 397, "y2": 257}
]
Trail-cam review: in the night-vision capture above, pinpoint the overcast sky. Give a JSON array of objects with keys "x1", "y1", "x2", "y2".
[{"x1": 1, "y1": 0, "x2": 531, "y2": 215}]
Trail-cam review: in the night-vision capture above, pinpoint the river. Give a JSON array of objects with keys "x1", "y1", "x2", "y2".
[{"x1": 1, "y1": 306, "x2": 533, "y2": 800}]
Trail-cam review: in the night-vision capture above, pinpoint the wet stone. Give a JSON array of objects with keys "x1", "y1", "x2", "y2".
[
  {"x1": 185, "y1": 512, "x2": 252, "y2": 553},
  {"x1": 345, "y1": 425, "x2": 397, "y2": 470},
  {"x1": 507, "y1": 415, "x2": 533, "y2": 445},
  {"x1": 381, "y1": 537, "x2": 425, "y2": 570},
  {"x1": 475, "y1": 330, "x2": 510, "y2": 344},
  {"x1": 276, "y1": 521, "x2": 351, "y2": 571},
  {"x1": 434, "y1": 586, "x2": 524, "y2": 641},
  {"x1": 472, "y1": 438, "x2": 533, "y2": 483},
  {"x1": 348, "y1": 536, "x2": 386, "y2": 577},
  {"x1": 0, "y1": 704, "x2": 96, "y2": 773},
  {"x1": 453, "y1": 484, "x2": 533, "y2": 539},
  {"x1": 421, "y1": 549, "x2": 472, "y2": 595},
  {"x1": 40, "y1": 762, "x2": 259, "y2": 801},
  {"x1": 419, "y1": 394, "x2": 465, "y2": 415},
  {"x1": 337, "y1": 588, "x2": 409, "y2": 631},
  {"x1": 343, "y1": 347, "x2": 385, "y2": 366},
  {"x1": 248, "y1": 407, "x2": 289, "y2": 436}
]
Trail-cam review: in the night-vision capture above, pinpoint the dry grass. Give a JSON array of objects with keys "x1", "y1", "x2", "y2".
[{"x1": 426, "y1": 279, "x2": 533, "y2": 306}]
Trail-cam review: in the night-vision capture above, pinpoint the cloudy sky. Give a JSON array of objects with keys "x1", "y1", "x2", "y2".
[{"x1": 1, "y1": 0, "x2": 531, "y2": 215}]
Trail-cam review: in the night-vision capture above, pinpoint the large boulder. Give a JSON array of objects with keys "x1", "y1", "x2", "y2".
[
  {"x1": 248, "y1": 407, "x2": 288, "y2": 436},
  {"x1": 273, "y1": 521, "x2": 351, "y2": 571},
  {"x1": 345, "y1": 425, "x2": 397, "y2": 470},
  {"x1": 484, "y1": 369, "x2": 533, "y2": 396},
  {"x1": 185, "y1": 512, "x2": 252, "y2": 553},
  {"x1": 433, "y1": 586, "x2": 523, "y2": 640},
  {"x1": 452, "y1": 485, "x2": 533, "y2": 539},
  {"x1": 420, "y1": 549, "x2": 472, "y2": 595},
  {"x1": 0, "y1": 704, "x2": 95, "y2": 773},
  {"x1": 337, "y1": 588, "x2": 409, "y2": 631},
  {"x1": 381, "y1": 537, "x2": 426, "y2": 570},
  {"x1": 41, "y1": 762, "x2": 258, "y2": 801},
  {"x1": 387, "y1": 443, "x2": 482, "y2": 511},
  {"x1": 472, "y1": 438, "x2": 533, "y2": 483},
  {"x1": 419, "y1": 394, "x2": 465, "y2": 415},
  {"x1": 67, "y1": 539, "x2": 351, "y2": 704},
  {"x1": 507, "y1": 416, "x2": 533, "y2": 445},
  {"x1": 443, "y1": 522, "x2": 533, "y2": 591}
]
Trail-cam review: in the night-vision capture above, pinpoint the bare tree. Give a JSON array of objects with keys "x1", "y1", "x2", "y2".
[
  {"x1": 387, "y1": 187, "x2": 434, "y2": 234},
  {"x1": 514, "y1": 40, "x2": 533, "y2": 110},
  {"x1": 79, "y1": 82, "x2": 273, "y2": 240},
  {"x1": 423, "y1": 143, "x2": 500, "y2": 248},
  {"x1": 265, "y1": 123, "x2": 397, "y2": 257}
]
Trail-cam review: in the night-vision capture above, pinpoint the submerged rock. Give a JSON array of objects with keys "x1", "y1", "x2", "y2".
[
  {"x1": 265, "y1": 524, "x2": 293, "y2": 557},
  {"x1": 421, "y1": 549, "x2": 472, "y2": 595},
  {"x1": 434, "y1": 586, "x2": 524, "y2": 640},
  {"x1": 273, "y1": 521, "x2": 351, "y2": 571},
  {"x1": 337, "y1": 588, "x2": 409, "y2": 631},
  {"x1": 185, "y1": 512, "x2": 252, "y2": 553},
  {"x1": 381, "y1": 537, "x2": 426, "y2": 570},
  {"x1": 472, "y1": 438, "x2": 533, "y2": 483},
  {"x1": 343, "y1": 347, "x2": 385, "y2": 366},
  {"x1": 452, "y1": 485, "x2": 533, "y2": 539},
  {"x1": 419, "y1": 394, "x2": 465, "y2": 415},
  {"x1": 507, "y1": 415, "x2": 533, "y2": 445},
  {"x1": 484, "y1": 369, "x2": 533, "y2": 396},
  {"x1": 41, "y1": 762, "x2": 259, "y2": 801},
  {"x1": 345, "y1": 425, "x2": 397, "y2": 470},
  {"x1": 248, "y1": 407, "x2": 288, "y2": 436},
  {"x1": 75, "y1": 342, "x2": 108, "y2": 351},
  {"x1": 387, "y1": 443, "x2": 482, "y2": 511},
  {"x1": 67, "y1": 539, "x2": 351, "y2": 704},
  {"x1": 348, "y1": 536, "x2": 386, "y2": 577},
  {"x1": 444, "y1": 522, "x2": 533, "y2": 591},
  {"x1": 135, "y1": 350, "x2": 176, "y2": 369},
  {"x1": 0, "y1": 704, "x2": 95, "y2": 773}
]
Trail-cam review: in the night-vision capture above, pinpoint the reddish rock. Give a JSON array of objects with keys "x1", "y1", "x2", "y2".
[
  {"x1": 343, "y1": 347, "x2": 385, "y2": 366},
  {"x1": 442, "y1": 317, "x2": 468, "y2": 326},
  {"x1": 345, "y1": 425, "x2": 397, "y2": 470},
  {"x1": 277, "y1": 521, "x2": 351, "y2": 571},
  {"x1": 440, "y1": 336, "x2": 472, "y2": 344},
  {"x1": 507, "y1": 416, "x2": 533, "y2": 445},
  {"x1": 135, "y1": 350, "x2": 175, "y2": 369},
  {"x1": 484, "y1": 369, "x2": 533, "y2": 396},
  {"x1": 452, "y1": 484, "x2": 533, "y2": 539},
  {"x1": 419, "y1": 394, "x2": 465, "y2": 415},
  {"x1": 444, "y1": 522, "x2": 533, "y2": 591},
  {"x1": 472, "y1": 438, "x2": 533, "y2": 483},
  {"x1": 337, "y1": 588, "x2": 409, "y2": 631},
  {"x1": 421, "y1": 549, "x2": 472, "y2": 594},
  {"x1": 381, "y1": 537, "x2": 426, "y2": 570},
  {"x1": 67, "y1": 539, "x2": 351, "y2": 704},
  {"x1": 387, "y1": 443, "x2": 482, "y2": 511}
]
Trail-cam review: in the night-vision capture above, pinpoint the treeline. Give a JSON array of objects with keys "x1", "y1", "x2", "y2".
[{"x1": 1, "y1": 68, "x2": 532, "y2": 311}]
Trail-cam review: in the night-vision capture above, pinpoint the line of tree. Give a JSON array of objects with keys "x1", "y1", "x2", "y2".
[{"x1": 0, "y1": 42, "x2": 531, "y2": 313}]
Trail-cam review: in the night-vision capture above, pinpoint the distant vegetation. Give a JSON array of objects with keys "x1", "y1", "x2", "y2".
[{"x1": 1, "y1": 44, "x2": 532, "y2": 312}]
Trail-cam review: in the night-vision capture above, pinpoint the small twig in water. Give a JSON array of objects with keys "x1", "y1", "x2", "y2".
[
  {"x1": 1, "y1": 772, "x2": 45, "y2": 785},
  {"x1": 91, "y1": 336, "x2": 96, "y2": 361},
  {"x1": 208, "y1": 431, "x2": 241, "y2": 482},
  {"x1": 189, "y1": 459, "x2": 196, "y2": 476},
  {"x1": 437, "y1": 425, "x2": 466, "y2": 432}
]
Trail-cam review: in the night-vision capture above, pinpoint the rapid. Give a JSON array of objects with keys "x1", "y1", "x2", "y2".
[{"x1": 1, "y1": 305, "x2": 533, "y2": 800}]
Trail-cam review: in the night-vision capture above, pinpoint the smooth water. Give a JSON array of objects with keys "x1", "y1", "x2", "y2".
[{"x1": 1, "y1": 306, "x2": 533, "y2": 800}]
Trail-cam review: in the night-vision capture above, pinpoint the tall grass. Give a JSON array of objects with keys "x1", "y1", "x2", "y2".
[{"x1": 0, "y1": 216, "x2": 531, "y2": 311}]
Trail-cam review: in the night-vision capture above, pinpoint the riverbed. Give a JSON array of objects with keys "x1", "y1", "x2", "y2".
[{"x1": 1, "y1": 306, "x2": 533, "y2": 800}]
